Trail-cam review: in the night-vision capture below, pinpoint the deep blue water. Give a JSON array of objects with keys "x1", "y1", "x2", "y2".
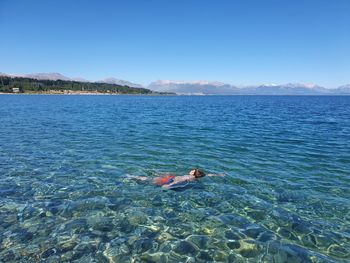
[{"x1": 0, "y1": 95, "x2": 349, "y2": 262}]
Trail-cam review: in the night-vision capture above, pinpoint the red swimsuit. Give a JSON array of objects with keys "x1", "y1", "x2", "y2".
[{"x1": 153, "y1": 175, "x2": 176, "y2": 186}]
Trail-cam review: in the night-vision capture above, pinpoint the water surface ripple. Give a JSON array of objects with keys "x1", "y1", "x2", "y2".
[{"x1": 0, "y1": 95, "x2": 349, "y2": 262}]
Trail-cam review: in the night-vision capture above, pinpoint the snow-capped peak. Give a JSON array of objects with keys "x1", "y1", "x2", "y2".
[
  {"x1": 96, "y1": 77, "x2": 143, "y2": 88},
  {"x1": 260, "y1": 83, "x2": 278, "y2": 87},
  {"x1": 152, "y1": 80, "x2": 227, "y2": 86},
  {"x1": 283, "y1": 83, "x2": 320, "y2": 89}
]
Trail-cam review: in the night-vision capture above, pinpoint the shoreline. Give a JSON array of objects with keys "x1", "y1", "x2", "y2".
[
  {"x1": 1, "y1": 93, "x2": 349, "y2": 96},
  {"x1": 0, "y1": 92, "x2": 174, "y2": 96}
]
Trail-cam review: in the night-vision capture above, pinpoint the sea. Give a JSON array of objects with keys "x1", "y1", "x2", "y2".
[{"x1": 0, "y1": 94, "x2": 349, "y2": 262}]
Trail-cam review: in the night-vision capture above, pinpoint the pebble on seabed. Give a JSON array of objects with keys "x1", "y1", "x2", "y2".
[{"x1": 173, "y1": 240, "x2": 198, "y2": 255}]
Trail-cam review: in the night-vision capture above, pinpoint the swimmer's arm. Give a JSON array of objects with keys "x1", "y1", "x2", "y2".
[
  {"x1": 161, "y1": 182, "x2": 178, "y2": 189},
  {"x1": 161, "y1": 177, "x2": 188, "y2": 189},
  {"x1": 207, "y1": 173, "x2": 225, "y2": 177},
  {"x1": 161, "y1": 180, "x2": 179, "y2": 189},
  {"x1": 125, "y1": 175, "x2": 149, "y2": 181}
]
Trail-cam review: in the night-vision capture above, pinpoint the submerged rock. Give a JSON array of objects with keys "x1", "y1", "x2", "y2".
[
  {"x1": 173, "y1": 240, "x2": 198, "y2": 255},
  {"x1": 22, "y1": 244, "x2": 41, "y2": 256},
  {"x1": 0, "y1": 250, "x2": 17, "y2": 261},
  {"x1": 41, "y1": 248, "x2": 57, "y2": 259},
  {"x1": 155, "y1": 232, "x2": 175, "y2": 244},
  {"x1": 217, "y1": 201, "x2": 233, "y2": 213},
  {"x1": 57, "y1": 234, "x2": 79, "y2": 251},
  {"x1": 278, "y1": 227, "x2": 298, "y2": 241},
  {"x1": 198, "y1": 251, "x2": 213, "y2": 262},
  {"x1": 246, "y1": 208, "x2": 267, "y2": 221},
  {"x1": 20, "y1": 205, "x2": 39, "y2": 220},
  {"x1": 328, "y1": 244, "x2": 349, "y2": 258},
  {"x1": 1, "y1": 213, "x2": 18, "y2": 228},
  {"x1": 103, "y1": 241, "x2": 130, "y2": 262},
  {"x1": 168, "y1": 226, "x2": 192, "y2": 239},
  {"x1": 267, "y1": 241, "x2": 313, "y2": 263},
  {"x1": 60, "y1": 251, "x2": 74, "y2": 261},
  {"x1": 64, "y1": 218, "x2": 88, "y2": 234},
  {"x1": 74, "y1": 241, "x2": 97, "y2": 255},
  {"x1": 140, "y1": 252, "x2": 167, "y2": 263},
  {"x1": 258, "y1": 231, "x2": 276, "y2": 242},
  {"x1": 243, "y1": 226, "x2": 264, "y2": 239},
  {"x1": 213, "y1": 250, "x2": 228, "y2": 261},
  {"x1": 227, "y1": 241, "x2": 240, "y2": 249},
  {"x1": 87, "y1": 215, "x2": 114, "y2": 232},
  {"x1": 218, "y1": 214, "x2": 250, "y2": 228},
  {"x1": 133, "y1": 238, "x2": 154, "y2": 253},
  {"x1": 14, "y1": 228, "x2": 34, "y2": 242},
  {"x1": 224, "y1": 230, "x2": 240, "y2": 240},
  {"x1": 186, "y1": 235, "x2": 209, "y2": 249},
  {"x1": 301, "y1": 234, "x2": 317, "y2": 248},
  {"x1": 236, "y1": 239, "x2": 259, "y2": 258},
  {"x1": 118, "y1": 219, "x2": 136, "y2": 234},
  {"x1": 126, "y1": 210, "x2": 149, "y2": 226}
]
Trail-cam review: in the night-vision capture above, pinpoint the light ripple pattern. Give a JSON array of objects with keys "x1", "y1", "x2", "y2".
[{"x1": 0, "y1": 95, "x2": 349, "y2": 262}]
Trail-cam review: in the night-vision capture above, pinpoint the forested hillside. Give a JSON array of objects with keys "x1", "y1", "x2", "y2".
[{"x1": 0, "y1": 76, "x2": 155, "y2": 94}]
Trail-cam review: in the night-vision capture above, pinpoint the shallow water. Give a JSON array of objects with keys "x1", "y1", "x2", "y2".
[{"x1": 0, "y1": 95, "x2": 349, "y2": 262}]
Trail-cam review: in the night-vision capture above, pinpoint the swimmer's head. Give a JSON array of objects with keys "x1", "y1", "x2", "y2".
[{"x1": 189, "y1": 169, "x2": 205, "y2": 178}]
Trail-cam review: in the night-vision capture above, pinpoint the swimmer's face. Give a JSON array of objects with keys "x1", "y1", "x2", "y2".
[{"x1": 189, "y1": 169, "x2": 205, "y2": 178}]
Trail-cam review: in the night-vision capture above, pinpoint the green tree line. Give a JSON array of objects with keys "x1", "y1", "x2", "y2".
[{"x1": 0, "y1": 76, "x2": 157, "y2": 94}]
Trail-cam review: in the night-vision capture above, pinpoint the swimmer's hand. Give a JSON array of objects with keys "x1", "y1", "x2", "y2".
[
  {"x1": 207, "y1": 173, "x2": 225, "y2": 177},
  {"x1": 126, "y1": 175, "x2": 149, "y2": 181}
]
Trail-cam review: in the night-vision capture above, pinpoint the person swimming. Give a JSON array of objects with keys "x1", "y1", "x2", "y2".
[
  {"x1": 154, "y1": 168, "x2": 206, "y2": 188},
  {"x1": 127, "y1": 169, "x2": 223, "y2": 189}
]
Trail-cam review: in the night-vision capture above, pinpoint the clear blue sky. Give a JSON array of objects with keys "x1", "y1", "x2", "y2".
[{"x1": 0, "y1": 0, "x2": 349, "y2": 88}]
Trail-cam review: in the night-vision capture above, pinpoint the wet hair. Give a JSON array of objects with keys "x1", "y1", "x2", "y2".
[{"x1": 191, "y1": 169, "x2": 205, "y2": 178}]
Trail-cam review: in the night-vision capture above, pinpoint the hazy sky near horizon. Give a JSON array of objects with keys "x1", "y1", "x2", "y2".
[{"x1": 0, "y1": 0, "x2": 349, "y2": 88}]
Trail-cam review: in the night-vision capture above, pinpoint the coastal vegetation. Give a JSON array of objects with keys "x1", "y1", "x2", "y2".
[{"x1": 0, "y1": 76, "x2": 162, "y2": 94}]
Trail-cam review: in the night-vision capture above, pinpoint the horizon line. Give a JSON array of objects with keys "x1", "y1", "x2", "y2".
[{"x1": 0, "y1": 71, "x2": 348, "y2": 89}]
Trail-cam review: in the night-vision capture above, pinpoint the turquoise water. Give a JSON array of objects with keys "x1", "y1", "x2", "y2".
[{"x1": 0, "y1": 95, "x2": 349, "y2": 262}]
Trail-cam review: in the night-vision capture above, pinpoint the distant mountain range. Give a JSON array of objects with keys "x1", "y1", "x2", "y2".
[
  {"x1": 0, "y1": 73, "x2": 143, "y2": 89},
  {"x1": 148, "y1": 80, "x2": 239, "y2": 95},
  {"x1": 148, "y1": 80, "x2": 350, "y2": 95},
  {"x1": 95, "y1": 77, "x2": 143, "y2": 88},
  {"x1": 1, "y1": 72, "x2": 349, "y2": 95}
]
